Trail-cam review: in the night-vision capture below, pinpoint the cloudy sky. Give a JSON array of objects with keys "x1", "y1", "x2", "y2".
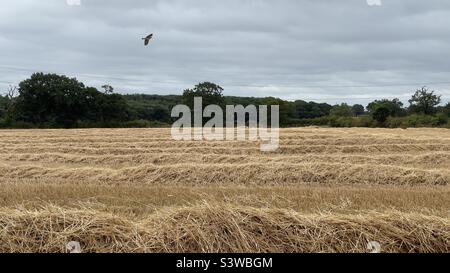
[{"x1": 1, "y1": 0, "x2": 450, "y2": 105}]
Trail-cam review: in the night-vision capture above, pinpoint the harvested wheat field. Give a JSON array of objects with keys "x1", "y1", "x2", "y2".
[{"x1": 0, "y1": 127, "x2": 449, "y2": 253}]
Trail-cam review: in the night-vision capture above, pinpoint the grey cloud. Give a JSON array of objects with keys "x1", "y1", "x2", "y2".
[{"x1": 0, "y1": 0, "x2": 449, "y2": 105}]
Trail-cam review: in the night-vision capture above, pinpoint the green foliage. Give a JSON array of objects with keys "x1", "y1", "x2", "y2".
[
  {"x1": 291, "y1": 100, "x2": 332, "y2": 119},
  {"x1": 96, "y1": 93, "x2": 128, "y2": 122},
  {"x1": 408, "y1": 87, "x2": 441, "y2": 115},
  {"x1": 372, "y1": 105, "x2": 390, "y2": 124},
  {"x1": 441, "y1": 103, "x2": 450, "y2": 117},
  {"x1": 76, "y1": 119, "x2": 170, "y2": 128},
  {"x1": 222, "y1": 98, "x2": 332, "y2": 125},
  {"x1": 367, "y1": 98, "x2": 404, "y2": 117},
  {"x1": 11, "y1": 73, "x2": 127, "y2": 128},
  {"x1": 0, "y1": 95, "x2": 8, "y2": 118},
  {"x1": 386, "y1": 114, "x2": 447, "y2": 128},
  {"x1": 384, "y1": 116, "x2": 405, "y2": 128},
  {"x1": 101, "y1": 84, "x2": 114, "y2": 94},
  {"x1": 182, "y1": 82, "x2": 225, "y2": 109},
  {"x1": 407, "y1": 115, "x2": 439, "y2": 127},
  {"x1": 329, "y1": 116, "x2": 352, "y2": 127},
  {"x1": 124, "y1": 94, "x2": 181, "y2": 123},
  {"x1": 352, "y1": 104, "x2": 365, "y2": 116},
  {"x1": 436, "y1": 113, "x2": 449, "y2": 126},
  {"x1": 351, "y1": 115, "x2": 375, "y2": 127},
  {"x1": 261, "y1": 97, "x2": 293, "y2": 125},
  {"x1": 1, "y1": 75, "x2": 449, "y2": 129},
  {"x1": 285, "y1": 115, "x2": 376, "y2": 128},
  {"x1": 330, "y1": 103, "x2": 353, "y2": 117},
  {"x1": 0, "y1": 120, "x2": 35, "y2": 129},
  {"x1": 13, "y1": 73, "x2": 87, "y2": 127},
  {"x1": 225, "y1": 96, "x2": 267, "y2": 106},
  {"x1": 121, "y1": 119, "x2": 170, "y2": 128}
]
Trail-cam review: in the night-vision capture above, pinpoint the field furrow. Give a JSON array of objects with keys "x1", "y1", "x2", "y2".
[{"x1": 0, "y1": 128, "x2": 448, "y2": 253}]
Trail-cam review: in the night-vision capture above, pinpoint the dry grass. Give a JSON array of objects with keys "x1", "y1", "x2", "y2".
[
  {"x1": 0, "y1": 128, "x2": 449, "y2": 253},
  {"x1": 0, "y1": 204, "x2": 448, "y2": 253},
  {"x1": 0, "y1": 184, "x2": 448, "y2": 217},
  {"x1": 1, "y1": 162, "x2": 447, "y2": 186}
]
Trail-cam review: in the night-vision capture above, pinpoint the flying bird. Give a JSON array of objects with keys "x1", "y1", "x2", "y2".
[{"x1": 142, "y1": 34, "x2": 153, "y2": 46}]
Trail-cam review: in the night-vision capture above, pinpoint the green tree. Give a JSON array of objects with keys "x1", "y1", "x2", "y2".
[
  {"x1": 124, "y1": 94, "x2": 181, "y2": 122},
  {"x1": 330, "y1": 103, "x2": 353, "y2": 117},
  {"x1": 97, "y1": 93, "x2": 128, "y2": 122},
  {"x1": 261, "y1": 97, "x2": 292, "y2": 125},
  {"x1": 101, "y1": 84, "x2": 114, "y2": 94},
  {"x1": 443, "y1": 103, "x2": 450, "y2": 117},
  {"x1": 367, "y1": 98, "x2": 404, "y2": 117},
  {"x1": 13, "y1": 73, "x2": 128, "y2": 127},
  {"x1": 292, "y1": 100, "x2": 332, "y2": 119},
  {"x1": 408, "y1": 87, "x2": 441, "y2": 115},
  {"x1": 14, "y1": 73, "x2": 88, "y2": 127},
  {"x1": 1, "y1": 85, "x2": 19, "y2": 121},
  {"x1": 0, "y1": 95, "x2": 8, "y2": 118},
  {"x1": 182, "y1": 82, "x2": 225, "y2": 109},
  {"x1": 372, "y1": 105, "x2": 390, "y2": 123},
  {"x1": 352, "y1": 104, "x2": 365, "y2": 116}
]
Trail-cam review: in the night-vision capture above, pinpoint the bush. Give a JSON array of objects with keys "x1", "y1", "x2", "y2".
[
  {"x1": 372, "y1": 106, "x2": 390, "y2": 124},
  {"x1": 122, "y1": 120, "x2": 170, "y2": 128},
  {"x1": 76, "y1": 120, "x2": 171, "y2": 129},
  {"x1": 0, "y1": 118, "x2": 8, "y2": 128},
  {"x1": 436, "y1": 113, "x2": 449, "y2": 126},
  {"x1": 7, "y1": 121, "x2": 36, "y2": 129},
  {"x1": 330, "y1": 104, "x2": 353, "y2": 117},
  {"x1": 351, "y1": 116, "x2": 375, "y2": 127},
  {"x1": 329, "y1": 116, "x2": 352, "y2": 127},
  {"x1": 409, "y1": 115, "x2": 437, "y2": 127},
  {"x1": 291, "y1": 114, "x2": 449, "y2": 129},
  {"x1": 386, "y1": 117, "x2": 406, "y2": 128}
]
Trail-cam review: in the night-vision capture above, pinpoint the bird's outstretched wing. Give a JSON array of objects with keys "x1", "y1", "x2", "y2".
[{"x1": 143, "y1": 34, "x2": 153, "y2": 46}]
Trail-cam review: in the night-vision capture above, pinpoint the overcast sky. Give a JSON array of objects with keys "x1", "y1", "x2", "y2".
[{"x1": 1, "y1": 0, "x2": 450, "y2": 105}]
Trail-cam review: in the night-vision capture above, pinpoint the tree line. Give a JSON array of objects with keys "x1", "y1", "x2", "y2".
[{"x1": 1, "y1": 73, "x2": 449, "y2": 128}]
